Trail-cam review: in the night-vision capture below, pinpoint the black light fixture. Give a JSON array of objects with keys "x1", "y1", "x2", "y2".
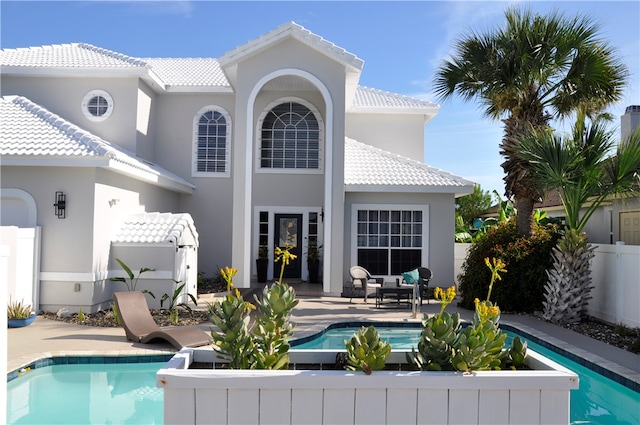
[
  {"x1": 54, "y1": 191, "x2": 66, "y2": 219},
  {"x1": 320, "y1": 207, "x2": 324, "y2": 223}
]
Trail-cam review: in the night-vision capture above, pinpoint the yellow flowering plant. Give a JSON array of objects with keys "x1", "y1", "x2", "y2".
[
  {"x1": 409, "y1": 257, "x2": 527, "y2": 372},
  {"x1": 208, "y1": 246, "x2": 299, "y2": 370}
]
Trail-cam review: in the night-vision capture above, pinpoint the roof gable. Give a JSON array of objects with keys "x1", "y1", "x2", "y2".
[
  {"x1": 344, "y1": 138, "x2": 474, "y2": 195},
  {"x1": 218, "y1": 21, "x2": 364, "y2": 72},
  {"x1": 0, "y1": 96, "x2": 194, "y2": 193}
]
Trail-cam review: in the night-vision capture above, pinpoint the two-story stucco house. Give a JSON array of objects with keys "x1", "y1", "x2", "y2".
[{"x1": 1, "y1": 22, "x2": 474, "y2": 313}]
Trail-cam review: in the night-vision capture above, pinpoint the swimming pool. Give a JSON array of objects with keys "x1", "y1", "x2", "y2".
[
  {"x1": 292, "y1": 322, "x2": 640, "y2": 425},
  {"x1": 7, "y1": 355, "x2": 171, "y2": 425},
  {"x1": 7, "y1": 325, "x2": 638, "y2": 425}
]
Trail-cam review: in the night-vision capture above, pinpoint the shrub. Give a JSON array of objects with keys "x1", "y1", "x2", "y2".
[{"x1": 458, "y1": 219, "x2": 560, "y2": 313}]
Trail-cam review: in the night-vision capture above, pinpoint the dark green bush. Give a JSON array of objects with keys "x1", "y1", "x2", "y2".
[{"x1": 458, "y1": 219, "x2": 561, "y2": 313}]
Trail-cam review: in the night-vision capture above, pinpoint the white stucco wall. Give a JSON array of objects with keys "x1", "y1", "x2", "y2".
[
  {"x1": 1, "y1": 75, "x2": 141, "y2": 154},
  {"x1": 347, "y1": 113, "x2": 426, "y2": 161},
  {"x1": 344, "y1": 192, "x2": 456, "y2": 291}
]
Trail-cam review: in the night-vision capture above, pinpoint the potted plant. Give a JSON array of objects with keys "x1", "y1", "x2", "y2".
[
  {"x1": 306, "y1": 240, "x2": 321, "y2": 283},
  {"x1": 256, "y1": 245, "x2": 269, "y2": 283},
  {"x1": 8, "y1": 298, "x2": 36, "y2": 328}
]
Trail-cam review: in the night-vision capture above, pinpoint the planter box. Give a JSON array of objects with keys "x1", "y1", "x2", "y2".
[{"x1": 157, "y1": 348, "x2": 578, "y2": 425}]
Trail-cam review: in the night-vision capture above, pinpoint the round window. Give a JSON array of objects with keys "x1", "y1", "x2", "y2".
[{"x1": 81, "y1": 90, "x2": 114, "y2": 122}]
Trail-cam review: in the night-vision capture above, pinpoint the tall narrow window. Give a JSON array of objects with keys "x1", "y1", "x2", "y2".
[
  {"x1": 259, "y1": 101, "x2": 321, "y2": 170},
  {"x1": 193, "y1": 107, "x2": 231, "y2": 177}
]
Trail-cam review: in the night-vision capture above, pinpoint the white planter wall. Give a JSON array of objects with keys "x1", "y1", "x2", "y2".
[{"x1": 158, "y1": 348, "x2": 578, "y2": 425}]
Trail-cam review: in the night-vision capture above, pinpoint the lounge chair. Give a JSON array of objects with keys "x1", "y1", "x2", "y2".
[
  {"x1": 112, "y1": 291, "x2": 211, "y2": 350},
  {"x1": 348, "y1": 266, "x2": 383, "y2": 304}
]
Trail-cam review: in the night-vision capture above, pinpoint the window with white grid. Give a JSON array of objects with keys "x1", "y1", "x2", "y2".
[
  {"x1": 354, "y1": 208, "x2": 425, "y2": 276},
  {"x1": 192, "y1": 107, "x2": 231, "y2": 177},
  {"x1": 259, "y1": 101, "x2": 321, "y2": 170}
]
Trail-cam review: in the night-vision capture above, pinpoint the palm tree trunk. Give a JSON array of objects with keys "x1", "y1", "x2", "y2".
[{"x1": 514, "y1": 196, "x2": 534, "y2": 238}]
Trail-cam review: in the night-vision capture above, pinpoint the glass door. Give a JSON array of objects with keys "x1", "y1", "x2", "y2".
[{"x1": 274, "y1": 213, "x2": 303, "y2": 279}]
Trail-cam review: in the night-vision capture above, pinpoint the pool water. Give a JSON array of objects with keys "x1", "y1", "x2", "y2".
[
  {"x1": 7, "y1": 361, "x2": 165, "y2": 425},
  {"x1": 293, "y1": 326, "x2": 640, "y2": 425}
]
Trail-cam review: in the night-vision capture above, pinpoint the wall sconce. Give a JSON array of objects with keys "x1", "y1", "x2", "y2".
[
  {"x1": 54, "y1": 191, "x2": 66, "y2": 219},
  {"x1": 320, "y1": 207, "x2": 324, "y2": 223}
]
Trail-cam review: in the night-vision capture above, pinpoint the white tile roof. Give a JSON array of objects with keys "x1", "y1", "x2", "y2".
[
  {"x1": 344, "y1": 138, "x2": 474, "y2": 193},
  {"x1": 353, "y1": 87, "x2": 439, "y2": 113},
  {"x1": 0, "y1": 29, "x2": 433, "y2": 111},
  {"x1": 142, "y1": 58, "x2": 229, "y2": 88},
  {"x1": 112, "y1": 212, "x2": 198, "y2": 245},
  {"x1": 0, "y1": 43, "x2": 146, "y2": 68},
  {"x1": 0, "y1": 96, "x2": 194, "y2": 194}
]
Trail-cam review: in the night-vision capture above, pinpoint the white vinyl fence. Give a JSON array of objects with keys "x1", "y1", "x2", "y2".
[{"x1": 455, "y1": 242, "x2": 640, "y2": 328}]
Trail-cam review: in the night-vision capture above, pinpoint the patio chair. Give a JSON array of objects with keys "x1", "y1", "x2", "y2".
[
  {"x1": 349, "y1": 266, "x2": 383, "y2": 304},
  {"x1": 113, "y1": 291, "x2": 211, "y2": 350},
  {"x1": 398, "y1": 267, "x2": 433, "y2": 305}
]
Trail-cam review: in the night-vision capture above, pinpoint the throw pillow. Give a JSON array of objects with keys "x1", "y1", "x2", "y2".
[{"x1": 402, "y1": 268, "x2": 420, "y2": 285}]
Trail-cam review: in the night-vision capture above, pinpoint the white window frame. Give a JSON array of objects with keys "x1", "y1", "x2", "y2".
[
  {"x1": 350, "y1": 203, "x2": 429, "y2": 279},
  {"x1": 192, "y1": 105, "x2": 231, "y2": 178},
  {"x1": 255, "y1": 97, "x2": 324, "y2": 174},
  {"x1": 81, "y1": 89, "x2": 114, "y2": 122}
]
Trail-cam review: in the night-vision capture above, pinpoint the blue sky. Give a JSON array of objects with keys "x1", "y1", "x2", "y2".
[{"x1": 2, "y1": 1, "x2": 638, "y2": 197}]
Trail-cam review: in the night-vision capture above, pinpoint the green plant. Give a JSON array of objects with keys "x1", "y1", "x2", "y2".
[
  {"x1": 409, "y1": 259, "x2": 520, "y2": 373},
  {"x1": 505, "y1": 336, "x2": 528, "y2": 369},
  {"x1": 160, "y1": 280, "x2": 198, "y2": 324},
  {"x1": 614, "y1": 323, "x2": 637, "y2": 337},
  {"x1": 208, "y1": 267, "x2": 256, "y2": 369},
  {"x1": 306, "y1": 240, "x2": 322, "y2": 263},
  {"x1": 258, "y1": 246, "x2": 269, "y2": 260},
  {"x1": 252, "y1": 276, "x2": 299, "y2": 369},
  {"x1": 344, "y1": 325, "x2": 392, "y2": 374},
  {"x1": 630, "y1": 337, "x2": 640, "y2": 354},
  {"x1": 458, "y1": 219, "x2": 561, "y2": 313},
  {"x1": 110, "y1": 301, "x2": 121, "y2": 326},
  {"x1": 8, "y1": 298, "x2": 32, "y2": 319},
  {"x1": 435, "y1": 6, "x2": 628, "y2": 237},
  {"x1": 209, "y1": 246, "x2": 299, "y2": 369},
  {"x1": 77, "y1": 307, "x2": 86, "y2": 323},
  {"x1": 408, "y1": 286, "x2": 461, "y2": 371},
  {"x1": 110, "y1": 258, "x2": 156, "y2": 298}
]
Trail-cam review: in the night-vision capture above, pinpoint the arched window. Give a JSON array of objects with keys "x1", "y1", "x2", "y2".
[
  {"x1": 259, "y1": 101, "x2": 321, "y2": 170},
  {"x1": 193, "y1": 107, "x2": 231, "y2": 177}
]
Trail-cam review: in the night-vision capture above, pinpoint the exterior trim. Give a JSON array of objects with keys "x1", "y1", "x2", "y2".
[{"x1": 243, "y1": 68, "x2": 333, "y2": 291}]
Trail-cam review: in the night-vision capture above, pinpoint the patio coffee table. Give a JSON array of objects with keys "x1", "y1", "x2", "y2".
[{"x1": 375, "y1": 284, "x2": 413, "y2": 308}]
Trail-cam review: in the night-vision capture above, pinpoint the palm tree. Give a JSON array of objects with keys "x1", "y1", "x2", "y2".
[
  {"x1": 516, "y1": 117, "x2": 640, "y2": 323},
  {"x1": 433, "y1": 6, "x2": 628, "y2": 237}
]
